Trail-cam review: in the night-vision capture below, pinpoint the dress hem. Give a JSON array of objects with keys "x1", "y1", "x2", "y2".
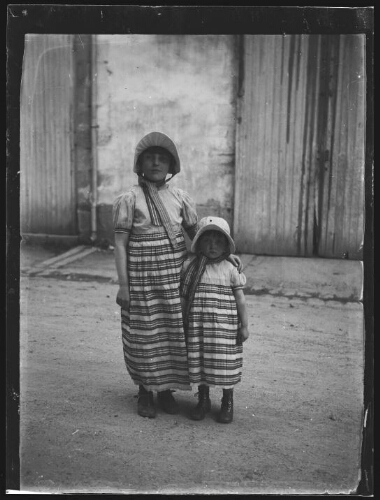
[{"x1": 131, "y1": 381, "x2": 192, "y2": 392}]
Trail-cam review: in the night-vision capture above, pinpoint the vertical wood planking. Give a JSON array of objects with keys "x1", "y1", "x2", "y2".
[
  {"x1": 20, "y1": 35, "x2": 76, "y2": 235},
  {"x1": 276, "y1": 35, "x2": 289, "y2": 253},
  {"x1": 321, "y1": 35, "x2": 365, "y2": 258},
  {"x1": 234, "y1": 34, "x2": 365, "y2": 259}
]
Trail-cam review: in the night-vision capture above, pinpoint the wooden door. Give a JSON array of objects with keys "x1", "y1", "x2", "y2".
[
  {"x1": 234, "y1": 35, "x2": 365, "y2": 259},
  {"x1": 20, "y1": 34, "x2": 77, "y2": 235}
]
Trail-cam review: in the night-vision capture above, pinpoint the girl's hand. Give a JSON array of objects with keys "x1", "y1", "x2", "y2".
[
  {"x1": 237, "y1": 326, "x2": 250, "y2": 345},
  {"x1": 228, "y1": 254, "x2": 243, "y2": 273},
  {"x1": 116, "y1": 285, "x2": 130, "y2": 310}
]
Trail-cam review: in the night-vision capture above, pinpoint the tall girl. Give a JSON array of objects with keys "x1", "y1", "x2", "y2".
[{"x1": 113, "y1": 132, "x2": 197, "y2": 418}]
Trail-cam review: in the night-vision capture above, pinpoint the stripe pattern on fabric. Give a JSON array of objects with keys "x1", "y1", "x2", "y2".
[
  {"x1": 180, "y1": 252, "x2": 229, "y2": 336},
  {"x1": 140, "y1": 179, "x2": 179, "y2": 249},
  {"x1": 186, "y1": 283, "x2": 243, "y2": 388},
  {"x1": 121, "y1": 230, "x2": 191, "y2": 391},
  {"x1": 140, "y1": 183, "x2": 162, "y2": 227}
]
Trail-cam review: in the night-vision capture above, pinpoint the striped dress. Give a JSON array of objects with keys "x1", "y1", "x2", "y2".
[
  {"x1": 181, "y1": 257, "x2": 247, "y2": 389},
  {"x1": 113, "y1": 184, "x2": 198, "y2": 392}
]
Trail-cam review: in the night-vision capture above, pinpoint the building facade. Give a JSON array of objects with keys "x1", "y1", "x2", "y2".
[{"x1": 20, "y1": 34, "x2": 365, "y2": 259}]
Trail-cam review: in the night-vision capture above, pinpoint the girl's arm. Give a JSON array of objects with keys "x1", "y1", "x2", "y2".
[
  {"x1": 114, "y1": 232, "x2": 130, "y2": 310},
  {"x1": 228, "y1": 254, "x2": 243, "y2": 273},
  {"x1": 233, "y1": 288, "x2": 250, "y2": 343}
]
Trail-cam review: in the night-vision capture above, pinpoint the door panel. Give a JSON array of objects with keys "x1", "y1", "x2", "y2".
[
  {"x1": 234, "y1": 35, "x2": 365, "y2": 259},
  {"x1": 20, "y1": 34, "x2": 76, "y2": 235}
]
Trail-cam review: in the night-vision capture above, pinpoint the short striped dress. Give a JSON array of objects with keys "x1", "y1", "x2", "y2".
[
  {"x1": 182, "y1": 257, "x2": 247, "y2": 389},
  {"x1": 113, "y1": 184, "x2": 198, "y2": 392}
]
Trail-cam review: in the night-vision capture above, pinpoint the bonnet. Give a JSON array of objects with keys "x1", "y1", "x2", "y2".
[
  {"x1": 133, "y1": 132, "x2": 181, "y2": 176},
  {"x1": 191, "y1": 216, "x2": 236, "y2": 255}
]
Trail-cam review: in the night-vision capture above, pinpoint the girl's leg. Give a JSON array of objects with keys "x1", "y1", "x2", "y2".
[
  {"x1": 190, "y1": 385, "x2": 211, "y2": 421},
  {"x1": 137, "y1": 385, "x2": 156, "y2": 418},
  {"x1": 218, "y1": 388, "x2": 233, "y2": 424}
]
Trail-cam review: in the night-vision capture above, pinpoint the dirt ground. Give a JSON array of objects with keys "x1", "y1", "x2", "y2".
[{"x1": 16, "y1": 246, "x2": 365, "y2": 496}]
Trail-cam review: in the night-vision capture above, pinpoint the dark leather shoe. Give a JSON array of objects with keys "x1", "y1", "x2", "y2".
[
  {"x1": 218, "y1": 390, "x2": 233, "y2": 424},
  {"x1": 190, "y1": 397, "x2": 211, "y2": 420},
  {"x1": 157, "y1": 390, "x2": 180, "y2": 414},
  {"x1": 190, "y1": 385, "x2": 211, "y2": 420},
  {"x1": 137, "y1": 391, "x2": 156, "y2": 418}
]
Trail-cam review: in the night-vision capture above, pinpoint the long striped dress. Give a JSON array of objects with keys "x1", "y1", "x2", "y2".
[
  {"x1": 181, "y1": 257, "x2": 246, "y2": 389},
  {"x1": 113, "y1": 184, "x2": 198, "y2": 392}
]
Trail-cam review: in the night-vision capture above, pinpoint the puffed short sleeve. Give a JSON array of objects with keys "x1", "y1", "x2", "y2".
[
  {"x1": 179, "y1": 189, "x2": 198, "y2": 239},
  {"x1": 112, "y1": 191, "x2": 136, "y2": 233},
  {"x1": 230, "y1": 267, "x2": 247, "y2": 290}
]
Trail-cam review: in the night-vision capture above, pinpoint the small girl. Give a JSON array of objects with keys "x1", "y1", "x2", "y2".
[
  {"x1": 113, "y1": 132, "x2": 241, "y2": 419},
  {"x1": 180, "y1": 216, "x2": 250, "y2": 424}
]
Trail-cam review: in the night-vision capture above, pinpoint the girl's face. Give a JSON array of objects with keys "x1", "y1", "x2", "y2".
[
  {"x1": 198, "y1": 230, "x2": 229, "y2": 259},
  {"x1": 139, "y1": 147, "x2": 172, "y2": 183}
]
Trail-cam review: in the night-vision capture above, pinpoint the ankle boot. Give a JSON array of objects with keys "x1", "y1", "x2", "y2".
[
  {"x1": 218, "y1": 389, "x2": 233, "y2": 423},
  {"x1": 157, "y1": 389, "x2": 180, "y2": 414},
  {"x1": 137, "y1": 385, "x2": 156, "y2": 418},
  {"x1": 190, "y1": 385, "x2": 211, "y2": 421}
]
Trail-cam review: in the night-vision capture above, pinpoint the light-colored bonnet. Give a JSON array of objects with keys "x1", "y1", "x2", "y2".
[
  {"x1": 191, "y1": 216, "x2": 236, "y2": 255},
  {"x1": 133, "y1": 131, "x2": 181, "y2": 176}
]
